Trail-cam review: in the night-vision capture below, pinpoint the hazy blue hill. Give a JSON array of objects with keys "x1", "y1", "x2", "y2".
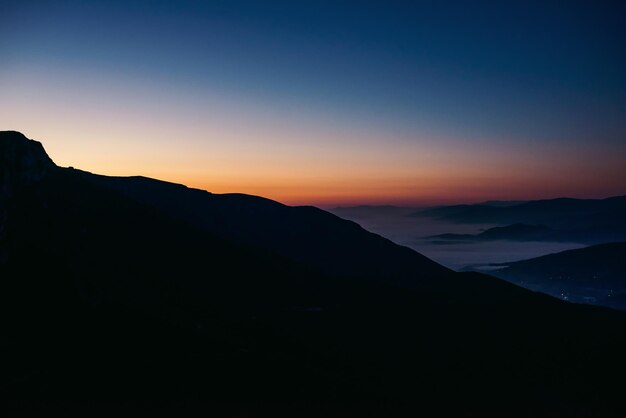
[
  {"x1": 415, "y1": 197, "x2": 626, "y2": 244},
  {"x1": 2, "y1": 131, "x2": 626, "y2": 417},
  {"x1": 488, "y1": 242, "x2": 626, "y2": 310},
  {"x1": 478, "y1": 200, "x2": 529, "y2": 207},
  {"x1": 331, "y1": 205, "x2": 406, "y2": 211},
  {"x1": 427, "y1": 223, "x2": 565, "y2": 242},
  {"x1": 330, "y1": 205, "x2": 411, "y2": 213}
]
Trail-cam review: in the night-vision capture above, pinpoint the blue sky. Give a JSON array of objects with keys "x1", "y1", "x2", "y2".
[{"x1": 2, "y1": 0, "x2": 625, "y2": 204}]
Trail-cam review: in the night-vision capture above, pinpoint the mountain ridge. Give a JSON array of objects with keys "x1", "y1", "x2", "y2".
[
  {"x1": 415, "y1": 195, "x2": 626, "y2": 244},
  {"x1": 485, "y1": 242, "x2": 626, "y2": 310},
  {"x1": 427, "y1": 223, "x2": 560, "y2": 242}
]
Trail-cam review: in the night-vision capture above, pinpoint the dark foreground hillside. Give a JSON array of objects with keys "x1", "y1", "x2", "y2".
[{"x1": 2, "y1": 131, "x2": 626, "y2": 417}]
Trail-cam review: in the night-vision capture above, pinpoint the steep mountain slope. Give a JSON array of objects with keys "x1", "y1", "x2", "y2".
[
  {"x1": 489, "y1": 242, "x2": 626, "y2": 309},
  {"x1": 2, "y1": 131, "x2": 626, "y2": 417},
  {"x1": 78, "y1": 172, "x2": 451, "y2": 285}
]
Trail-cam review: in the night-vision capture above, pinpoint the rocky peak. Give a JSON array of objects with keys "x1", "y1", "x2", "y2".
[{"x1": 0, "y1": 131, "x2": 56, "y2": 201}]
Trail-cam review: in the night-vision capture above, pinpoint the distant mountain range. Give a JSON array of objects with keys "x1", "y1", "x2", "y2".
[
  {"x1": 415, "y1": 196, "x2": 626, "y2": 244},
  {"x1": 2, "y1": 131, "x2": 626, "y2": 416},
  {"x1": 481, "y1": 242, "x2": 626, "y2": 310},
  {"x1": 427, "y1": 223, "x2": 555, "y2": 242},
  {"x1": 329, "y1": 205, "x2": 413, "y2": 219}
]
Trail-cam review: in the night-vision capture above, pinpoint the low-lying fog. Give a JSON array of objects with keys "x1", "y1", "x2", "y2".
[{"x1": 328, "y1": 206, "x2": 583, "y2": 270}]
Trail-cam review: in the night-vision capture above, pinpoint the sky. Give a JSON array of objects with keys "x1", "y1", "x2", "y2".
[{"x1": 1, "y1": 0, "x2": 625, "y2": 206}]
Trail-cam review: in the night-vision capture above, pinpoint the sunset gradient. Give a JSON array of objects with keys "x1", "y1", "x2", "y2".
[{"x1": 2, "y1": 1, "x2": 625, "y2": 206}]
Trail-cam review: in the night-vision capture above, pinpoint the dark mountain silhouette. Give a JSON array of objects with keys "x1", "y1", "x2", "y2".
[
  {"x1": 478, "y1": 200, "x2": 529, "y2": 207},
  {"x1": 415, "y1": 197, "x2": 626, "y2": 244},
  {"x1": 329, "y1": 205, "x2": 411, "y2": 216},
  {"x1": 427, "y1": 223, "x2": 558, "y2": 242},
  {"x1": 485, "y1": 242, "x2": 626, "y2": 310},
  {"x1": 2, "y1": 131, "x2": 626, "y2": 417},
  {"x1": 77, "y1": 173, "x2": 450, "y2": 285}
]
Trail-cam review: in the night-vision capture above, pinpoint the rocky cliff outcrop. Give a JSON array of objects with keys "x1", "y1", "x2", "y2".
[
  {"x1": 0, "y1": 131, "x2": 57, "y2": 263},
  {"x1": 0, "y1": 131, "x2": 56, "y2": 202}
]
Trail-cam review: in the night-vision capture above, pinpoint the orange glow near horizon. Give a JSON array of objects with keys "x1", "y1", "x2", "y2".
[
  {"x1": 2, "y1": 68, "x2": 625, "y2": 207},
  {"x1": 6, "y1": 126, "x2": 626, "y2": 208}
]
